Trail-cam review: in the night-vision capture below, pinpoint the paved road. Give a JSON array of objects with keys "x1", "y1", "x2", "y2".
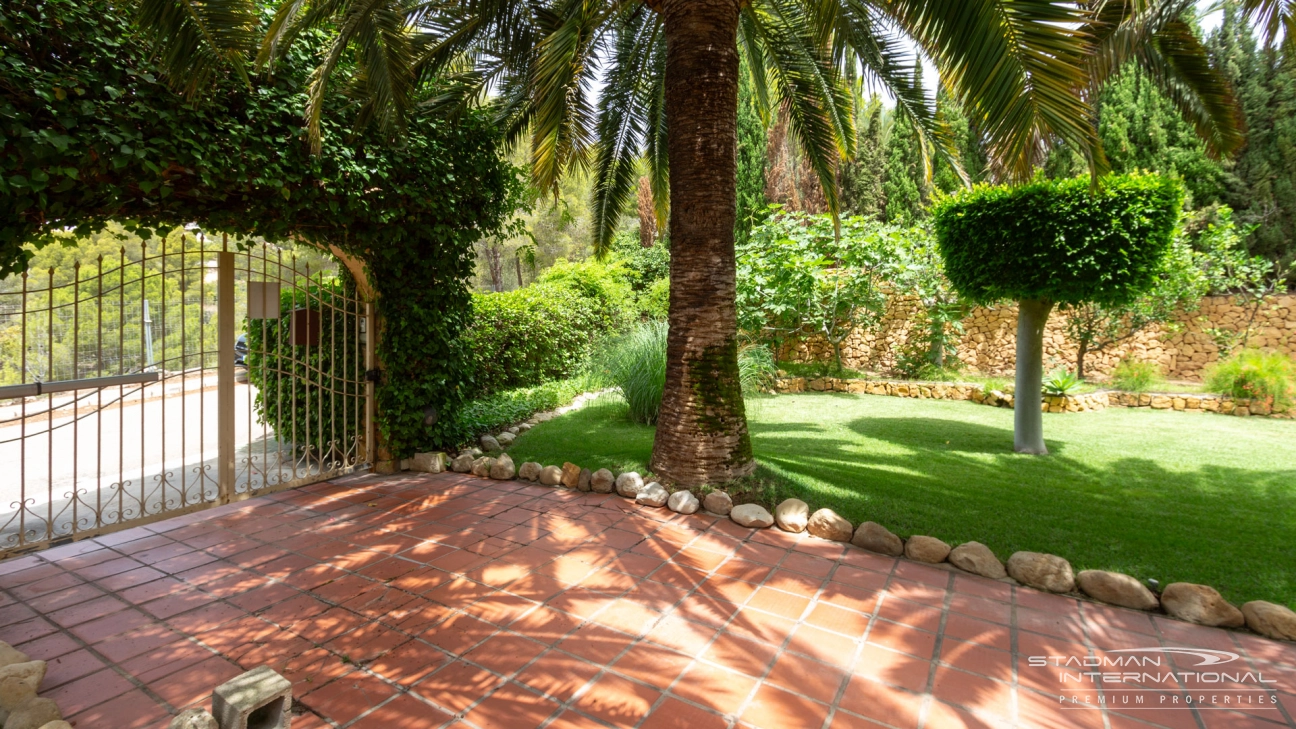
[{"x1": 0, "y1": 374, "x2": 359, "y2": 550}]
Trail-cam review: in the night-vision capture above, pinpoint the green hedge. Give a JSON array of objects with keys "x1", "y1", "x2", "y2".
[
  {"x1": 244, "y1": 278, "x2": 363, "y2": 460},
  {"x1": 931, "y1": 173, "x2": 1184, "y2": 306},
  {"x1": 448, "y1": 376, "x2": 594, "y2": 442}
]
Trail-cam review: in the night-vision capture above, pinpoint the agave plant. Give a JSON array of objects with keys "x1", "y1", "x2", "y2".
[{"x1": 132, "y1": 0, "x2": 1243, "y2": 485}]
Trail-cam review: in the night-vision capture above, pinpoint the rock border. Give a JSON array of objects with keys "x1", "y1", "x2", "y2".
[
  {"x1": 0, "y1": 642, "x2": 72, "y2": 729},
  {"x1": 424, "y1": 451, "x2": 1296, "y2": 644},
  {"x1": 774, "y1": 376, "x2": 1292, "y2": 418}
]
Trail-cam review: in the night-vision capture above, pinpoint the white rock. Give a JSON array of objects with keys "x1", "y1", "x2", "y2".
[
  {"x1": 1075, "y1": 570, "x2": 1158, "y2": 611},
  {"x1": 518, "y1": 462, "x2": 543, "y2": 481},
  {"x1": 615, "y1": 472, "x2": 646, "y2": 498},
  {"x1": 4, "y1": 697, "x2": 60, "y2": 729},
  {"x1": 0, "y1": 643, "x2": 28, "y2": 670},
  {"x1": 37, "y1": 722, "x2": 74, "y2": 729},
  {"x1": 497, "y1": 432, "x2": 516, "y2": 447},
  {"x1": 667, "y1": 490, "x2": 700, "y2": 514},
  {"x1": 807, "y1": 508, "x2": 852, "y2": 542},
  {"x1": 636, "y1": 483, "x2": 669, "y2": 507},
  {"x1": 850, "y1": 522, "x2": 903, "y2": 556},
  {"x1": 450, "y1": 453, "x2": 475, "y2": 473},
  {"x1": 730, "y1": 504, "x2": 774, "y2": 528},
  {"x1": 774, "y1": 499, "x2": 809, "y2": 533},
  {"x1": 470, "y1": 456, "x2": 493, "y2": 477},
  {"x1": 410, "y1": 452, "x2": 446, "y2": 473}
]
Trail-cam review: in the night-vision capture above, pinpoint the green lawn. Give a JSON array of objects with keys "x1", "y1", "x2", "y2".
[{"x1": 508, "y1": 393, "x2": 1296, "y2": 608}]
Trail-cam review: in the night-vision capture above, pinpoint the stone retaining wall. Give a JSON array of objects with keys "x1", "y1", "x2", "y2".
[
  {"x1": 774, "y1": 376, "x2": 1292, "y2": 418},
  {"x1": 780, "y1": 294, "x2": 1296, "y2": 381}
]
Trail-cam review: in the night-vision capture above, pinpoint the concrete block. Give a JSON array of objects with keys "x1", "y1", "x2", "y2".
[{"x1": 212, "y1": 666, "x2": 292, "y2": 729}]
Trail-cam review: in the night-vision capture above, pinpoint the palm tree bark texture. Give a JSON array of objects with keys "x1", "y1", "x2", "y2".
[{"x1": 650, "y1": 0, "x2": 755, "y2": 486}]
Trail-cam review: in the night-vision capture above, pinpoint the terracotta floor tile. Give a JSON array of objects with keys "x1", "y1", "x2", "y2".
[
  {"x1": 423, "y1": 612, "x2": 498, "y2": 656},
  {"x1": 45, "y1": 667, "x2": 137, "y2": 716},
  {"x1": 292, "y1": 606, "x2": 368, "y2": 644},
  {"x1": 464, "y1": 632, "x2": 547, "y2": 675},
  {"x1": 122, "y1": 639, "x2": 220, "y2": 684},
  {"x1": 463, "y1": 682, "x2": 560, "y2": 729},
  {"x1": 591, "y1": 598, "x2": 661, "y2": 637},
  {"x1": 325, "y1": 621, "x2": 412, "y2": 664},
  {"x1": 645, "y1": 614, "x2": 720, "y2": 655},
  {"x1": 765, "y1": 650, "x2": 849, "y2": 703},
  {"x1": 703, "y1": 631, "x2": 779, "y2": 678},
  {"x1": 673, "y1": 594, "x2": 741, "y2": 629},
  {"x1": 748, "y1": 585, "x2": 811, "y2": 620},
  {"x1": 508, "y1": 606, "x2": 582, "y2": 645},
  {"x1": 865, "y1": 620, "x2": 938, "y2": 660},
  {"x1": 71, "y1": 608, "x2": 153, "y2": 643},
  {"x1": 349, "y1": 693, "x2": 454, "y2": 729},
  {"x1": 832, "y1": 564, "x2": 891, "y2": 592},
  {"x1": 151, "y1": 655, "x2": 243, "y2": 707},
  {"x1": 514, "y1": 649, "x2": 602, "y2": 702},
  {"x1": 853, "y1": 643, "x2": 930, "y2": 692},
  {"x1": 671, "y1": 661, "x2": 758, "y2": 715},
  {"x1": 68, "y1": 689, "x2": 171, "y2": 729},
  {"x1": 43, "y1": 648, "x2": 109, "y2": 689},
  {"x1": 414, "y1": 660, "x2": 507, "y2": 712},
  {"x1": 573, "y1": 672, "x2": 660, "y2": 726},
  {"x1": 931, "y1": 665, "x2": 1013, "y2": 719},
  {"x1": 943, "y1": 613, "x2": 1012, "y2": 651},
  {"x1": 301, "y1": 671, "x2": 399, "y2": 726},
  {"x1": 876, "y1": 596, "x2": 943, "y2": 631},
  {"x1": 837, "y1": 678, "x2": 924, "y2": 729},
  {"x1": 641, "y1": 697, "x2": 730, "y2": 729},
  {"x1": 741, "y1": 682, "x2": 831, "y2": 729},
  {"x1": 611, "y1": 642, "x2": 692, "y2": 686},
  {"x1": 939, "y1": 637, "x2": 1013, "y2": 681},
  {"x1": 790, "y1": 623, "x2": 863, "y2": 668},
  {"x1": 807, "y1": 601, "x2": 873, "y2": 637}
]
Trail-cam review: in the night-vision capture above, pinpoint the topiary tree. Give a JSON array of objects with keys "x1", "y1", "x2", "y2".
[{"x1": 932, "y1": 173, "x2": 1183, "y2": 454}]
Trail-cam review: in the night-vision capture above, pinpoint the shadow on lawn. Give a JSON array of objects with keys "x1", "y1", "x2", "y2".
[{"x1": 747, "y1": 417, "x2": 1296, "y2": 605}]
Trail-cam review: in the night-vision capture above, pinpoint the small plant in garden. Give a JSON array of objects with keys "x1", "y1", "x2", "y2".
[
  {"x1": 737, "y1": 344, "x2": 780, "y2": 396},
  {"x1": 596, "y1": 320, "x2": 669, "y2": 424},
  {"x1": 1042, "y1": 369, "x2": 1082, "y2": 396},
  {"x1": 1110, "y1": 358, "x2": 1162, "y2": 392},
  {"x1": 1204, "y1": 349, "x2": 1296, "y2": 405},
  {"x1": 933, "y1": 173, "x2": 1183, "y2": 454}
]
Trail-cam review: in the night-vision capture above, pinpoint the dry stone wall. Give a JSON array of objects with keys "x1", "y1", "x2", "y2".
[{"x1": 780, "y1": 294, "x2": 1296, "y2": 381}]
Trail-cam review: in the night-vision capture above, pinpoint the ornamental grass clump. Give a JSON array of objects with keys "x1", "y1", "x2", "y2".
[
  {"x1": 597, "y1": 321, "x2": 669, "y2": 424},
  {"x1": 1205, "y1": 349, "x2": 1296, "y2": 405}
]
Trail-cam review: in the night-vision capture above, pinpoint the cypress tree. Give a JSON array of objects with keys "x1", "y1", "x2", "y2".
[
  {"x1": 735, "y1": 57, "x2": 768, "y2": 244},
  {"x1": 883, "y1": 109, "x2": 926, "y2": 223},
  {"x1": 841, "y1": 95, "x2": 886, "y2": 217}
]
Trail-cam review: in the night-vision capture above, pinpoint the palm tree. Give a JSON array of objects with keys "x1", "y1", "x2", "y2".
[{"x1": 136, "y1": 0, "x2": 1241, "y2": 485}]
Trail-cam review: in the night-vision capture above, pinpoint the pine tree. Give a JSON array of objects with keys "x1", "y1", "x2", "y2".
[
  {"x1": 840, "y1": 95, "x2": 886, "y2": 217},
  {"x1": 883, "y1": 108, "x2": 926, "y2": 223},
  {"x1": 735, "y1": 57, "x2": 768, "y2": 245},
  {"x1": 932, "y1": 89, "x2": 986, "y2": 193}
]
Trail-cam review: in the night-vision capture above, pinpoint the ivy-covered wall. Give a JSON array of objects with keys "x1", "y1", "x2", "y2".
[{"x1": 1, "y1": 0, "x2": 522, "y2": 457}]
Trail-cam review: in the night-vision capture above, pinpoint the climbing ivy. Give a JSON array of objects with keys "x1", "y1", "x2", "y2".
[{"x1": 1, "y1": 0, "x2": 523, "y2": 456}]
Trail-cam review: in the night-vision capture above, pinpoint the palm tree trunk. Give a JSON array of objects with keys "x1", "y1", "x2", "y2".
[{"x1": 649, "y1": 0, "x2": 754, "y2": 486}]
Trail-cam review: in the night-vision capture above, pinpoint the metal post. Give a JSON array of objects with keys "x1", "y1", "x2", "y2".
[
  {"x1": 217, "y1": 249, "x2": 235, "y2": 502},
  {"x1": 364, "y1": 302, "x2": 376, "y2": 467}
]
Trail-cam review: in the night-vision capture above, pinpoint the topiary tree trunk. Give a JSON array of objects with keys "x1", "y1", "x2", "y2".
[
  {"x1": 1014, "y1": 298, "x2": 1053, "y2": 454},
  {"x1": 649, "y1": 0, "x2": 755, "y2": 486}
]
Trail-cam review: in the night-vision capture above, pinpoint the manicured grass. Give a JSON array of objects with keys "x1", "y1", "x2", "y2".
[{"x1": 509, "y1": 393, "x2": 1296, "y2": 608}]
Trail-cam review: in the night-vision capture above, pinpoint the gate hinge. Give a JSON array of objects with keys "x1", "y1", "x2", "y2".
[{"x1": 365, "y1": 368, "x2": 383, "y2": 384}]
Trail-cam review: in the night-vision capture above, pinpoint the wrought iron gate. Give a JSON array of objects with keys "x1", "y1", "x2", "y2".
[{"x1": 0, "y1": 235, "x2": 372, "y2": 556}]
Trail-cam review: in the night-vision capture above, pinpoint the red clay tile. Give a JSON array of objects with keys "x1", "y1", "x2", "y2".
[
  {"x1": 932, "y1": 665, "x2": 1013, "y2": 718},
  {"x1": 45, "y1": 667, "x2": 137, "y2": 716},
  {"x1": 463, "y1": 681, "x2": 560, "y2": 729},
  {"x1": 415, "y1": 660, "x2": 507, "y2": 712},
  {"x1": 68, "y1": 689, "x2": 171, "y2": 729},
  {"x1": 573, "y1": 672, "x2": 660, "y2": 725},
  {"x1": 837, "y1": 679, "x2": 924, "y2": 729},
  {"x1": 151, "y1": 655, "x2": 243, "y2": 707},
  {"x1": 766, "y1": 650, "x2": 849, "y2": 702},
  {"x1": 671, "y1": 661, "x2": 758, "y2": 715},
  {"x1": 464, "y1": 632, "x2": 547, "y2": 675},
  {"x1": 853, "y1": 643, "x2": 930, "y2": 691},
  {"x1": 641, "y1": 697, "x2": 729, "y2": 729},
  {"x1": 741, "y1": 682, "x2": 831, "y2": 729},
  {"x1": 748, "y1": 585, "x2": 811, "y2": 620},
  {"x1": 350, "y1": 693, "x2": 454, "y2": 729},
  {"x1": 301, "y1": 671, "x2": 399, "y2": 726}
]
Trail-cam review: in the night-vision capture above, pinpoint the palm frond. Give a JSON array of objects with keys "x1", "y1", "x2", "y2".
[
  {"x1": 1241, "y1": 0, "x2": 1296, "y2": 50},
  {"x1": 134, "y1": 0, "x2": 258, "y2": 96}
]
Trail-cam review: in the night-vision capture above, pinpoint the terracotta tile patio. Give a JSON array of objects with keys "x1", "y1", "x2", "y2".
[{"x1": 2, "y1": 471, "x2": 1294, "y2": 729}]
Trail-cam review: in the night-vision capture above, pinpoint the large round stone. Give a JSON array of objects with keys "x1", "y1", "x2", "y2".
[
  {"x1": 668, "y1": 490, "x2": 700, "y2": 514},
  {"x1": 470, "y1": 457, "x2": 493, "y2": 478},
  {"x1": 730, "y1": 504, "x2": 774, "y2": 528},
  {"x1": 480, "y1": 434, "x2": 501, "y2": 452},
  {"x1": 1007, "y1": 552, "x2": 1075, "y2": 593},
  {"x1": 489, "y1": 453, "x2": 515, "y2": 480},
  {"x1": 518, "y1": 461, "x2": 543, "y2": 481},
  {"x1": 807, "y1": 509, "x2": 852, "y2": 542},
  {"x1": 773, "y1": 499, "x2": 808, "y2": 533},
  {"x1": 450, "y1": 453, "x2": 475, "y2": 473},
  {"x1": 4, "y1": 697, "x2": 61, "y2": 729},
  {"x1": 560, "y1": 463, "x2": 582, "y2": 488},
  {"x1": 577, "y1": 468, "x2": 593, "y2": 492},
  {"x1": 0, "y1": 661, "x2": 46, "y2": 712},
  {"x1": 1161, "y1": 583, "x2": 1244, "y2": 627},
  {"x1": 590, "y1": 468, "x2": 616, "y2": 494},
  {"x1": 1075, "y1": 570, "x2": 1158, "y2": 611},
  {"x1": 615, "y1": 472, "x2": 646, "y2": 498},
  {"x1": 703, "y1": 491, "x2": 733, "y2": 516},
  {"x1": 1241, "y1": 601, "x2": 1296, "y2": 641},
  {"x1": 904, "y1": 536, "x2": 951, "y2": 564},
  {"x1": 948, "y1": 542, "x2": 1006, "y2": 579},
  {"x1": 850, "y1": 522, "x2": 903, "y2": 556},
  {"x1": 168, "y1": 709, "x2": 218, "y2": 729},
  {"x1": 636, "y1": 483, "x2": 669, "y2": 508},
  {"x1": 497, "y1": 431, "x2": 516, "y2": 447},
  {"x1": 539, "y1": 465, "x2": 564, "y2": 486},
  {"x1": 0, "y1": 643, "x2": 28, "y2": 670}
]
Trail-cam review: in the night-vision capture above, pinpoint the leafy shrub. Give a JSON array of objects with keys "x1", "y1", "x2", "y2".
[
  {"x1": 1043, "y1": 369, "x2": 1082, "y2": 396},
  {"x1": 1110, "y1": 358, "x2": 1162, "y2": 392},
  {"x1": 448, "y1": 376, "x2": 594, "y2": 443},
  {"x1": 610, "y1": 231, "x2": 671, "y2": 291},
  {"x1": 641, "y1": 278, "x2": 670, "y2": 320},
  {"x1": 1204, "y1": 349, "x2": 1296, "y2": 404},
  {"x1": 245, "y1": 277, "x2": 363, "y2": 460},
  {"x1": 536, "y1": 257, "x2": 635, "y2": 311},
  {"x1": 467, "y1": 281, "x2": 626, "y2": 394},
  {"x1": 594, "y1": 320, "x2": 668, "y2": 424}
]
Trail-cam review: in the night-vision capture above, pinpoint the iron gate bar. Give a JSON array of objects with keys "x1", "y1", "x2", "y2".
[{"x1": 0, "y1": 372, "x2": 161, "y2": 399}]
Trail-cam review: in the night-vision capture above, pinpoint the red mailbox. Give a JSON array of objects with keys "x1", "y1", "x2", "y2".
[{"x1": 291, "y1": 308, "x2": 321, "y2": 346}]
